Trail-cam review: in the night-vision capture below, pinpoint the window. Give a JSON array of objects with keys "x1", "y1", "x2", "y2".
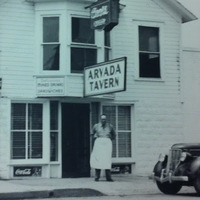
[
  {"x1": 139, "y1": 26, "x2": 160, "y2": 78},
  {"x1": 102, "y1": 105, "x2": 131, "y2": 158},
  {"x1": 11, "y1": 103, "x2": 43, "y2": 159},
  {"x1": 43, "y1": 17, "x2": 60, "y2": 70},
  {"x1": 104, "y1": 31, "x2": 111, "y2": 61},
  {"x1": 71, "y1": 17, "x2": 97, "y2": 73},
  {"x1": 50, "y1": 101, "x2": 59, "y2": 162}
]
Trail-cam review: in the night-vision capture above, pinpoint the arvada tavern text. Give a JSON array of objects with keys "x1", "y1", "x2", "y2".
[{"x1": 84, "y1": 57, "x2": 126, "y2": 96}]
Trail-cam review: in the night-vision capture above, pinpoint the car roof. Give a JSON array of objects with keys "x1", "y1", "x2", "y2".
[{"x1": 172, "y1": 143, "x2": 200, "y2": 149}]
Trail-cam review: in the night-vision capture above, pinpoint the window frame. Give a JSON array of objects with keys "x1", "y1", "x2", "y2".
[
  {"x1": 104, "y1": 31, "x2": 112, "y2": 62},
  {"x1": 36, "y1": 10, "x2": 106, "y2": 76},
  {"x1": 70, "y1": 14, "x2": 98, "y2": 74},
  {"x1": 10, "y1": 102, "x2": 45, "y2": 161},
  {"x1": 50, "y1": 101, "x2": 59, "y2": 162},
  {"x1": 42, "y1": 15, "x2": 60, "y2": 72},
  {"x1": 134, "y1": 21, "x2": 164, "y2": 81},
  {"x1": 36, "y1": 11, "x2": 65, "y2": 75},
  {"x1": 101, "y1": 104, "x2": 135, "y2": 163}
]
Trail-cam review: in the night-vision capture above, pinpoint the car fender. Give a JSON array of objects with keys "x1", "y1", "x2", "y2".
[
  {"x1": 153, "y1": 155, "x2": 168, "y2": 176},
  {"x1": 190, "y1": 157, "x2": 200, "y2": 174}
]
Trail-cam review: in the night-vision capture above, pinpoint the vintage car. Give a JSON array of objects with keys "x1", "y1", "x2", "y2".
[{"x1": 152, "y1": 143, "x2": 200, "y2": 195}]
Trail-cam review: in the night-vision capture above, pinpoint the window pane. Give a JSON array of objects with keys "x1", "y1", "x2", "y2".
[
  {"x1": 71, "y1": 47, "x2": 97, "y2": 73},
  {"x1": 102, "y1": 106, "x2": 116, "y2": 128},
  {"x1": 139, "y1": 53, "x2": 160, "y2": 78},
  {"x1": 28, "y1": 132, "x2": 43, "y2": 159},
  {"x1": 104, "y1": 31, "x2": 110, "y2": 47},
  {"x1": 43, "y1": 17, "x2": 59, "y2": 43},
  {"x1": 72, "y1": 17, "x2": 94, "y2": 44},
  {"x1": 118, "y1": 106, "x2": 131, "y2": 130},
  {"x1": 102, "y1": 106, "x2": 116, "y2": 157},
  {"x1": 105, "y1": 48, "x2": 110, "y2": 62},
  {"x1": 11, "y1": 103, "x2": 26, "y2": 130},
  {"x1": 43, "y1": 44, "x2": 60, "y2": 70},
  {"x1": 28, "y1": 104, "x2": 43, "y2": 130},
  {"x1": 118, "y1": 132, "x2": 131, "y2": 157},
  {"x1": 50, "y1": 132, "x2": 58, "y2": 161},
  {"x1": 50, "y1": 101, "x2": 58, "y2": 130},
  {"x1": 12, "y1": 132, "x2": 26, "y2": 159},
  {"x1": 102, "y1": 105, "x2": 132, "y2": 158},
  {"x1": 112, "y1": 138, "x2": 117, "y2": 157},
  {"x1": 139, "y1": 26, "x2": 159, "y2": 52}
]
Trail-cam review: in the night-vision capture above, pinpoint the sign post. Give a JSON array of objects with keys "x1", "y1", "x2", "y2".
[{"x1": 84, "y1": 57, "x2": 127, "y2": 97}]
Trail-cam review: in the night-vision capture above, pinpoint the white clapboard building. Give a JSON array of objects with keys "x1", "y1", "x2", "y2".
[{"x1": 0, "y1": 0, "x2": 196, "y2": 179}]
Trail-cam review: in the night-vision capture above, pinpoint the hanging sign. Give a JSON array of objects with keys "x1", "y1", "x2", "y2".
[
  {"x1": 90, "y1": 0, "x2": 119, "y2": 31},
  {"x1": 84, "y1": 57, "x2": 126, "y2": 97}
]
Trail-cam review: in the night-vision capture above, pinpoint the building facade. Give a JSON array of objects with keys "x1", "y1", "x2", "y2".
[{"x1": 0, "y1": 0, "x2": 196, "y2": 179}]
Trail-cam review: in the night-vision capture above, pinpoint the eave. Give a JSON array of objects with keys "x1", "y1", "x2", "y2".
[{"x1": 162, "y1": 0, "x2": 197, "y2": 23}]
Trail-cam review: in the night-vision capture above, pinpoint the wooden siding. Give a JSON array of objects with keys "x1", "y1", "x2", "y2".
[
  {"x1": 0, "y1": 0, "x2": 35, "y2": 98},
  {"x1": 114, "y1": 0, "x2": 182, "y2": 102},
  {"x1": 182, "y1": 49, "x2": 200, "y2": 142}
]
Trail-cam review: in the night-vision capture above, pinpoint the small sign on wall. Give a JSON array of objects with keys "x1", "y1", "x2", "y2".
[
  {"x1": 111, "y1": 164, "x2": 131, "y2": 174},
  {"x1": 13, "y1": 166, "x2": 42, "y2": 177},
  {"x1": 36, "y1": 77, "x2": 65, "y2": 97}
]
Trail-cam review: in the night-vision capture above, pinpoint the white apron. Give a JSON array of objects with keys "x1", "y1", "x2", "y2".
[{"x1": 90, "y1": 137, "x2": 112, "y2": 170}]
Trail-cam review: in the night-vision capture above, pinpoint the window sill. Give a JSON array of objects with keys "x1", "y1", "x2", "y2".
[
  {"x1": 34, "y1": 74, "x2": 66, "y2": 78},
  {"x1": 112, "y1": 158, "x2": 135, "y2": 164},
  {"x1": 9, "y1": 160, "x2": 49, "y2": 165},
  {"x1": 68, "y1": 73, "x2": 83, "y2": 77},
  {"x1": 134, "y1": 77, "x2": 165, "y2": 82},
  {"x1": 49, "y1": 161, "x2": 60, "y2": 165}
]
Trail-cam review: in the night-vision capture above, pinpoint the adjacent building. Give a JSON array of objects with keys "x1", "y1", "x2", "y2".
[{"x1": 0, "y1": 0, "x2": 196, "y2": 179}]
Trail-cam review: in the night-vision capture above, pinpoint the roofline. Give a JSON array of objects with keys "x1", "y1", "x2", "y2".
[
  {"x1": 165, "y1": 0, "x2": 197, "y2": 23},
  {"x1": 26, "y1": 0, "x2": 197, "y2": 23}
]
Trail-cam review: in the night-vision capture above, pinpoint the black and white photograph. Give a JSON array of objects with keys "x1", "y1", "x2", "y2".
[{"x1": 0, "y1": 0, "x2": 200, "y2": 199}]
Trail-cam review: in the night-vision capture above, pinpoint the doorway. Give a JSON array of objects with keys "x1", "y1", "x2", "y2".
[{"x1": 62, "y1": 103, "x2": 90, "y2": 178}]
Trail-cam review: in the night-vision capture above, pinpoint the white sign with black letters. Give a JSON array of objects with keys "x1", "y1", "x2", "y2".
[
  {"x1": 36, "y1": 77, "x2": 65, "y2": 97},
  {"x1": 84, "y1": 57, "x2": 126, "y2": 97}
]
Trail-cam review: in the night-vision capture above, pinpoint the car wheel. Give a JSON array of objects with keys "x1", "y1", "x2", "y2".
[
  {"x1": 156, "y1": 181, "x2": 182, "y2": 194},
  {"x1": 194, "y1": 173, "x2": 200, "y2": 195}
]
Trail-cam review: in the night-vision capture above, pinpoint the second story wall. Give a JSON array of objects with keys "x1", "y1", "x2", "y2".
[{"x1": 0, "y1": 0, "x2": 184, "y2": 103}]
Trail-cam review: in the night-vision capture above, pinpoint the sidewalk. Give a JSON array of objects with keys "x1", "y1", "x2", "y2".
[{"x1": 0, "y1": 175, "x2": 195, "y2": 199}]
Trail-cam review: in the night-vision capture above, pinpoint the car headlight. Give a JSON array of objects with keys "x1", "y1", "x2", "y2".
[
  {"x1": 180, "y1": 152, "x2": 187, "y2": 162},
  {"x1": 158, "y1": 153, "x2": 166, "y2": 162}
]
